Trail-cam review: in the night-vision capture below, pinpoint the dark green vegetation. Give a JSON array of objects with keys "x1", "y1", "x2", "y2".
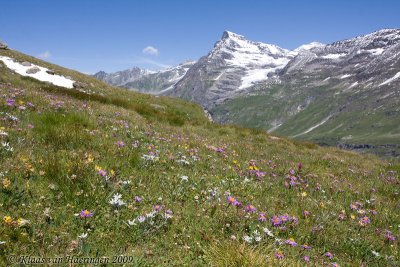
[
  {"x1": 212, "y1": 82, "x2": 400, "y2": 158},
  {"x1": 1, "y1": 49, "x2": 399, "y2": 266}
]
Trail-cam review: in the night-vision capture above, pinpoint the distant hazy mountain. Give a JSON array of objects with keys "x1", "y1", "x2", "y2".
[
  {"x1": 93, "y1": 67, "x2": 155, "y2": 87},
  {"x1": 93, "y1": 61, "x2": 195, "y2": 93},
  {"x1": 123, "y1": 61, "x2": 195, "y2": 93}
]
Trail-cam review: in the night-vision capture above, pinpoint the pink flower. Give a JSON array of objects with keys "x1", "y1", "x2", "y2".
[{"x1": 275, "y1": 251, "x2": 284, "y2": 259}]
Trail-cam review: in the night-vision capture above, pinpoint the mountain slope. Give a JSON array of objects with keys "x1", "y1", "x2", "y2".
[
  {"x1": 211, "y1": 29, "x2": 400, "y2": 157},
  {"x1": 1, "y1": 47, "x2": 399, "y2": 266}
]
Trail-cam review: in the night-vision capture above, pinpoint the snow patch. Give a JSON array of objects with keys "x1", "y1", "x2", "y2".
[
  {"x1": 340, "y1": 74, "x2": 352, "y2": 79},
  {"x1": 239, "y1": 67, "x2": 279, "y2": 89},
  {"x1": 321, "y1": 53, "x2": 347, "y2": 59},
  {"x1": 349, "y1": 82, "x2": 358, "y2": 89},
  {"x1": 379, "y1": 72, "x2": 400, "y2": 86},
  {"x1": 366, "y1": 48, "x2": 385, "y2": 55},
  {"x1": 0, "y1": 56, "x2": 74, "y2": 88}
]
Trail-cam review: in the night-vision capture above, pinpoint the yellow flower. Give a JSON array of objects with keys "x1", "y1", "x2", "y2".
[
  {"x1": 95, "y1": 165, "x2": 102, "y2": 171},
  {"x1": 2, "y1": 178, "x2": 11, "y2": 189},
  {"x1": 110, "y1": 170, "x2": 115, "y2": 177},
  {"x1": 86, "y1": 153, "x2": 94, "y2": 163},
  {"x1": 301, "y1": 192, "x2": 308, "y2": 197},
  {"x1": 3, "y1": 216, "x2": 12, "y2": 225},
  {"x1": 319, "y1": 202, "x2": 325, "y2": 208},
  {"x1": 351, "y1": 214, "x2": 356, "y2": 220}
]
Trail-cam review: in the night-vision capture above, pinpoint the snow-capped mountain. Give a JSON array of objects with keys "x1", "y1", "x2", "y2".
[{"x1": 165, "y1": 31, "x2": 295, "y2": 109}]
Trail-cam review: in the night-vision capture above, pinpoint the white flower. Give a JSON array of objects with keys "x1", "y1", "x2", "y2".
[
  {"x1": 372, "y1": 250, "x2": 380, "y2": 257},
  {"x1": 78, "y1": 233, "x2": 88, "y2": 239},
  {"x1": 181, "y1": 176, "x2": 189, "y2": 182},
  {"x1": 146, "y1": 211, "x2": 156, "y2": 218},
  {"x1": 109, "y1": 193, "x2": 126, "y2": 207},
  {"x1": 141, "y1": 154, "x2": 159, "y2": 161},
  {"x1": 138, "y1": 216, "x2": 146, "y2": 223},
  {"x1": 0, "y1": 241, "x2": 6, "y2": 245},
  {"x1": 0, "y1": 130, "x2": 8, "y2": 136},
  {"x1": 263, "y1": 227, "x2": 274, "y2": 238},
  {"x1": 243, "y1": 235, "x2": 253, "y2": 243},
  {"x1": 127, "y1": 219, "x2": 136, "y2": 226},
  {"x1": 120, "y1": 180, "x2": 131, "y2": 186}
]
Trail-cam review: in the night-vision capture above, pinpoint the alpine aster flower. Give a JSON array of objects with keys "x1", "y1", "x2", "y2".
[
  {"x1": 80, "y1": 209, "x2": 93, "y2": 218},
  {"x1": 227, "y1": 195, "x2": 238, "y2": 206},
  {"x1": 285, "y1": 238, "x2": 297, "y2": 247},
  {"x1": 116, "y1": 140, "x2": 125, "y2": 147},
  {"x1": 259, "y1": 212, "x2": 267, "y2": 222},
  {"x1": 245, "y1": 204, "x2": 256, "y2": 213},
  {"x1": 271, "y1": 215, "x2": 282, "y2": 226},
  {"x1": 358, "y1": 216, "x2": 370, "y2": 227}
]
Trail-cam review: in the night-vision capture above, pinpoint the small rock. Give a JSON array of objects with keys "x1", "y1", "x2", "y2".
[
  {"x1": 46, "y1": 69, "x2": 55, "y2": 75},
  {"x1": 21, "y1": 61, "x2": 32, "y2": 67},
  {"x1": 73, "y1": 81, "x2": 87, "y2": 89},
  {"x1": 26, "y1": 67, "x2": 41, "y2": 74},
  {"x1": 0, "y1": 41, "x2": 8, "y2": 49}
]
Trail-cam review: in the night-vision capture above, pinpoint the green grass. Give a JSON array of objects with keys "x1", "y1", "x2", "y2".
[{"x1": 0, "y1": 49, "x2": 399, "y2": 266}]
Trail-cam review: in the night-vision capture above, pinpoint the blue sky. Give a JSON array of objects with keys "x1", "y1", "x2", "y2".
[{"x1": 1, "y1": 0, "x2": 399, "y2": 73}]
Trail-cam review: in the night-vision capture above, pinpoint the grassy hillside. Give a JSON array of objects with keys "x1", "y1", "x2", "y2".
[
  {"x1": 211, "y1": 83, "x2": 400, "y2": 158},
  {"x1": 1, "y1": 49, "x2": 399, "y2": 266}
]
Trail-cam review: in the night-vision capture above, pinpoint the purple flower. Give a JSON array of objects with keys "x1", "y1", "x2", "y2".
[
  {"x1": 258, "y1": 212, "x2": 267, "y2": 222},
  {"x1": 358, "y1": 216, "x2": 370, "y2": 227},
  {"x1": 245, "y1": 204, "x2": 256, "y2": 213},
  {"x1": 325, "y1": 252, "x2": 333, "y2": 260},
  {"x1": 285, "y1": 238, "x2": 297, "y2": 247},
  {"x1": 134, "y1": 196, "x2": 142, "y2": 203},
  {"x1": 27, "y1": 102, "x2": 35, "y2": 108},
  {"x1": 271, "y1": 215, "x2": 282, "y2": 226},
  {"x1": 289, "y1": 169, "x2": 295, "y2": 175},
  {"x1": 116, "y1": 141, "x2": 125, "y2": 148},
  {"x1": 98, "y1": 169, "x2": 107, "y2": 177},
  {"x1": 303, "y1": 255, "x2": 310, "y2": 262},
  {"x1": 301, "y1": 244, "x2": 312, "y2": 250},
  {"x1": 227, "y1": 195, "x2": 238, "y2": 206},
  {"x1": 80, "y1": 209, "x2": 93, "y2": 218},
  {"x1": 153, "y1": 205, "x2": 163, "y2": 212},
  {"x1": 385, "y1": 230, "x2": 396, "y2": 242},
  {"x1": 298, "y1": 163, "x2": 303, "y2": 170},
  {"x1": 6, "y1": 98, "x2": 15, "y2": 106},
  {"x1": 303, "y1": 210, "x2": 311, "y2": 217},
  {"x1": 331, "y1": 263, "x2": 339, "y2": 267},
  {"x1": 280, "y1": 214, "x2": 289, "y2": 223}
]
